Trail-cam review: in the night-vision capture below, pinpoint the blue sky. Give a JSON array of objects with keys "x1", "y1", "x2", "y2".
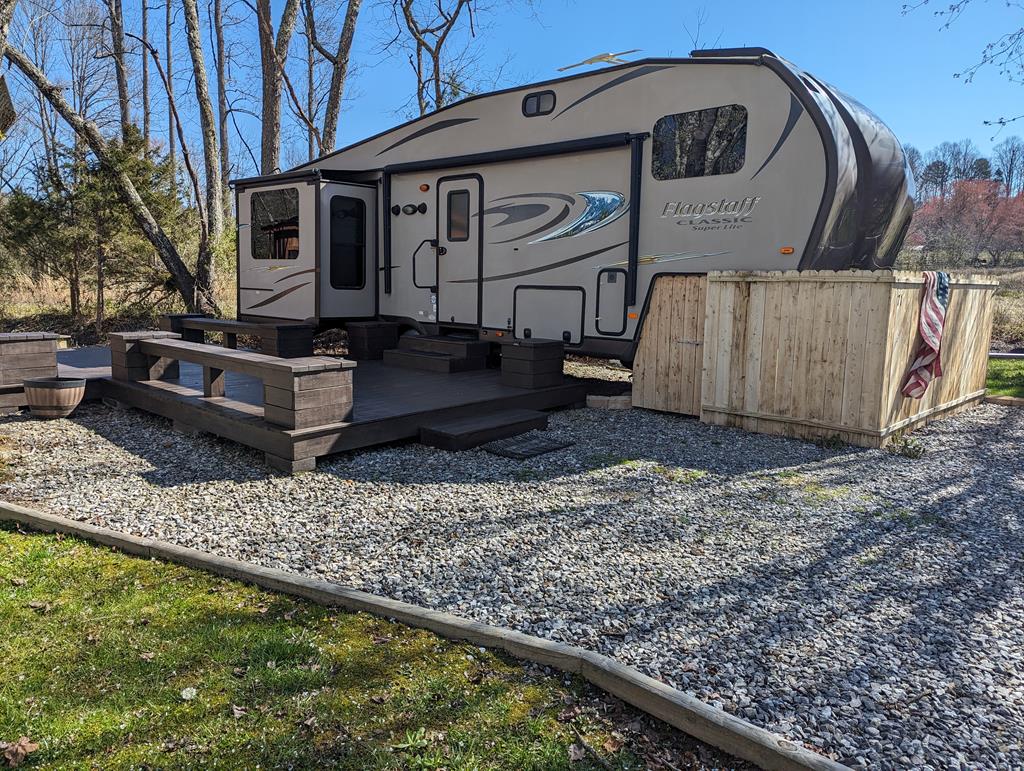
[{"x1": 332, "y1": 0, "x2": 1019, "y2": 158}]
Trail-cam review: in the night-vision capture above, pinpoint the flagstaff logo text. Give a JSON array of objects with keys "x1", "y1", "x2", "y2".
[{"x1": 660, "y1": 196, "x2": 762, "y2": 231}]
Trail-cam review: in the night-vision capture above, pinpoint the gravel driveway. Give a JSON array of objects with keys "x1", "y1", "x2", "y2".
[{"x1": 1, "y1": 400, "x2": 1022, "y2": 769}]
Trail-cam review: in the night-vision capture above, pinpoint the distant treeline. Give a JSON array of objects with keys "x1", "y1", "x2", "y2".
[{"x1": 903, "y1": 137, "x2": 1024, "y2": 269}]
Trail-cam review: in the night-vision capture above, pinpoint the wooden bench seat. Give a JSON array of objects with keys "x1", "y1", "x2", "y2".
[
  {"x1": 160, "y1": 314, "x2": 315, "y2": 358},
  {"x1": 108, "y1": 332, "x2": 355, "y2": 439}
]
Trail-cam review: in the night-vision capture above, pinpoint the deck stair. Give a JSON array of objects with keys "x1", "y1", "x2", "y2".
[
  {"x1": 418, "y1": 408, "x2": 548, "y2": 450},
  {"x1": 383, "y1": 334, "x2": 488, "y2": 373}
]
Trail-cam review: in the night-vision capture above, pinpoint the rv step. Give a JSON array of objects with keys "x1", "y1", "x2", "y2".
[
  {"x1": 398, "y1": 334, "x2": 490, "y2": 358},
  {"x1": 419, "y1": 409, "x2": 549, "y2": 451},
  {"x1": 382, "y1": 348, "x2": 486, "y2": 373}
]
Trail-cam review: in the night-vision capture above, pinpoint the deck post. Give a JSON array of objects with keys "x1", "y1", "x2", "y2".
[
  {"x1": 146, "y1": 355, "x2": 179, "y2": 381},
  {"x1": 108, "y1": 331, "x2": 182, "y2": 381},
  {"x1": 203, "y1": 366, "x2": 225, "y2": 397},
  {"x1": 159, "y1": 314, "x2": 208, "y2": 344}
]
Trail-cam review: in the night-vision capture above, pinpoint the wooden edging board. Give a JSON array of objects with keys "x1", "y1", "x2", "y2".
[
  {"x1": 986, "y1": 395, "x2": 1024, "y2": 407},
  {"x1": 0, "y1": 500, "x2": 846, "y2": 771}
]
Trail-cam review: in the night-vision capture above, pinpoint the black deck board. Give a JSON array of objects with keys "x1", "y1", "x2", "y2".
[{"x1": 57, "y1": 346, "x2": 585, "y2": 464}]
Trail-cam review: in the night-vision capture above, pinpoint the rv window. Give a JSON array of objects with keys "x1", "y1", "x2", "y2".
[
  {"x1": 447, "y1": 189, "x2": 471, "y2": 241},
  {"x1": 522, "y1": 90, "x2": 556, "y2": 117},
  {"x1": 329, "y1": 195, "x2": 366, "y2": 290},
  {"x1": 651, "y1": 104, "x2": 748, "y2": 180},
  {"x1": 251, "y1": 188, "x2": 300, "y2": 260}
]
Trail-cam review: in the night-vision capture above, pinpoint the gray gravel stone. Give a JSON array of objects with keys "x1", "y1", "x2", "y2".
[{"x1": 1, "y1": 401, "x2": 1022, "y2": 769}]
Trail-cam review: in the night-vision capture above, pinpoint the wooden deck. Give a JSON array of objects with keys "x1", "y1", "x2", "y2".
[{"x1": 58, "y1": 346, "x2": 587, "y2": 468}]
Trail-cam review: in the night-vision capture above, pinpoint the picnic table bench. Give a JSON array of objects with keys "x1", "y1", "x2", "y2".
[
  {"x1": 160, "y1": 314, "x2": 315, "y2": 358},
  {"x1": 108, "y1": 331, "x2": 355, "y2": 438}
]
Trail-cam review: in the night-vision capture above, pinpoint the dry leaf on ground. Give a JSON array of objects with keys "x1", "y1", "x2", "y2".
[
  {"x1": 2, "y1": 736, "x2": 40, "y2": 768},
  {"x1": 602, "y1": 735, "x2": 624, "y2": 753}
]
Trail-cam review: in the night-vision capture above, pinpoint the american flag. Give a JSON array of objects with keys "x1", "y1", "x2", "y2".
[{"x1": 901, "y1": 271, "x2": 951, "y2": 399}]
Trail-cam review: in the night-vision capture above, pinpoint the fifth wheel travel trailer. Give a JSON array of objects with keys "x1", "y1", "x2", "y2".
[{"x1": 231, "y1": 47, "x2": 915, "y2": 363}]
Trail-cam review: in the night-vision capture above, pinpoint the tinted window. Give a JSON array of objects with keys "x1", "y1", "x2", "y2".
[
  {"x1": 651, "y1": 104, "x2": 748, "y2": 180},
  {"x1": 522, "y1": 90, "x2": 556, "y2": 117},
  {"x1": 250, "y1": 188, "x2": 299, "y2": 260},
  {"x1": 251, "y1": 188, "x2": 300, "y2": 259},
  {"x1": 447, "y1": 189, "x2": 470, "y2": 241},
  {"x1": 330, "y1": 195, "x2": 365, "y2": 289}
]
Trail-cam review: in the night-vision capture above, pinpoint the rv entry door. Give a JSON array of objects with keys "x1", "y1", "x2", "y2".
[
  {"x1": 319, "y1": 181, "x2": 376, "y2": 320},
  {"x1": 437, "y1": 175, "x2": 482, "y2": 326}
]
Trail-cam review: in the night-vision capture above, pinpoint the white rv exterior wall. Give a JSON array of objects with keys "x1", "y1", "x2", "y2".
[{"x1": 293, "y1": 60, "x2": 832, "y2": 347}]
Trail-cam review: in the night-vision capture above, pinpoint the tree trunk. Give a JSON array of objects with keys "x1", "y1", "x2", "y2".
[
  {"x1": 141, "y1": 0, "x2": 150, "y2": 147},
  {"x1": 4, "y1": 44, "x2": 216, "y2": 314},
  {"x1": 69, "y1": 261, "x2": 81, "y2": 319},
  {"x1": 305, "y1": 8, "x2": 314, "y2": 161},
  {"x1": 320, "y1": 0, "x2": 361, "y2": 149},
  {"x1": 165, "y1": 0, "x2": 175, "y2": 172},
  {"x1": 256, "y1": 0, "x2": 300, "y2": 174},
  {"x1": 0, "y1": 0, "x2": 16, "y2": 65},
  {"x1": 95, "y1": 247, "x2": 105, "y2": 332},
  {"x1": 213, "y1": 0, "x2": 231, "y2": 219},
  {"x1": 106, "y1": 0, "x2": 132, "y2": 139},
  {"x1": 182, "y1": 0, "x2": 223, "y2": 242}
]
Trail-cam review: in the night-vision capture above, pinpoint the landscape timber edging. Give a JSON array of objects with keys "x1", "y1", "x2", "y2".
[
  {"x1": 985, "y1": 395, "x2": 1024, "y2": 407},
  {"x1": 0, "y1": 500, "x2": 846, "y2": 771}
]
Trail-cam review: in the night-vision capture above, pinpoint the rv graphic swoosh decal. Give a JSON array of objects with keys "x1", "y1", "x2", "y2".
[
  {"x1": 529, "y1": 191, "x2": 628, "y2": 243},
  {"x1": 449, "y1": 241, "x2": 627, "y2": 284},
  {"x1": 598, "y1": 250, "x2": 732, "y2": 269},
  {"x1": 247, "y1": 282, "x2": 311, "y2": 309},
  {"x1": 480, "y1": 203, "x2": 551, "y2": 227},
  {"x1": 375, "y1": 117, "x2": 479, "y2": 156},
  {"x1": 552, "y1": 65, "x2": 673, "y2": 119},
  {"x1": 489, "y1": 204, "x2": 571, "y2": 244},
  {"x1": 274, "y1": 267, "x2": 316, "y2": 283},
  {"x1": 750, "y1": 93, "x2": 803, "y2": 180}
]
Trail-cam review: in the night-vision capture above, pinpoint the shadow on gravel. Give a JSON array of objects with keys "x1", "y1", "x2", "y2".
[
  {"x1": 317, "y1": 408, "x2": 869, "y2": 488},
  {"x1": 14, "y1": 402, "x2": 274, "y2": 487}
]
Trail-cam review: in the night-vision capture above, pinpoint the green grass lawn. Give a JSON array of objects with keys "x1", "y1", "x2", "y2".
[
  {"x1": 987, "y1": 358, "x2": 1024, "y2": 399},
  {"x1": 0, "y1": 523, "x2": 736, "y2": 770}
]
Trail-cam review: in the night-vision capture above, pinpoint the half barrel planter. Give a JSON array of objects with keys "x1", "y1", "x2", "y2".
[{"x1": 23, "y1": 377, "x2": 87, "y2": 419}]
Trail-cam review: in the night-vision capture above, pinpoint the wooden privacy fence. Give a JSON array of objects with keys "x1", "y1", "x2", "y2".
[
  {"x1": 632, "y1": 275, "x2": 707, "y2": 416},
  {"x1": 632, "y1": 271, "x2": 998, "y2": 447}
]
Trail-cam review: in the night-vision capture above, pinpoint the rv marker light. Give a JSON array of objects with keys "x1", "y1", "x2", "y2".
[
  {"x1": 419, "y1": 183, "x2": 430, "y2": 192},
  {"x1": 780, "y1": 246, "x2": 795, "y2": 255}
]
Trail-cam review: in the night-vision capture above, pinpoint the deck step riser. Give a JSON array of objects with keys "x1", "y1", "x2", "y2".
[
  {"x1": 398, "y1": 336, "x2": 490, "y2": 358},
  {"x1": 419, "y1": 409, "x2": 549, "y2": 451},
  {"x1": 383, "y1": 349, "x2": 486, "y2": 373}
]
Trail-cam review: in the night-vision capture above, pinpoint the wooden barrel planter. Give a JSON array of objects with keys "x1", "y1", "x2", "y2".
[{"x1": 23, "y1": 377, "x2": 86, "y2": 419}]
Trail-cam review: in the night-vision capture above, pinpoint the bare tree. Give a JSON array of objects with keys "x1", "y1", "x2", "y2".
[
  {"x1": 141, "y1": 0, "x2": 150, "y2": 145},
  {"x1": 384, "y1": 0, "x2": 517, "y2": 118},
  {"x1": 393, "y1": 0, "x2": 475, "y2": 116},
  {"x1": 904, "y1": 1, "x2": 1024, "y2": 127},
  {"x1": 102, "y1": 0, "x2": 132, "y2": 139},
  {"x1": 165, "y1": 0, "x2": 174, "y2": 169},
  {"x1": 254, "y1": 0, "x2": 300, "y2": 173},
  {"x1": 4, "y1": 44, "x2": 217, "y2": 313},
  {"x1": 994, "y1": 136, "x2": 1024, "y2": 197},
  {"x1": 0, "y1": 0, "x2": 16, "y2": 65},
  {"x1": 303, "y1": 0, "x2": 361, "y2": 149},
  {"x1": 182, "y1": 0, "x2": 223, "y2": 241},
  {"x1": 211, "y1": 0, "x2": 231, "y2": 216}
]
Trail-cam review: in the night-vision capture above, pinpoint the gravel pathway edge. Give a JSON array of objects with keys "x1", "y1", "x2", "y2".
[{"x1": 0, "y1": 499, "x2": 845, "y2": 771}]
